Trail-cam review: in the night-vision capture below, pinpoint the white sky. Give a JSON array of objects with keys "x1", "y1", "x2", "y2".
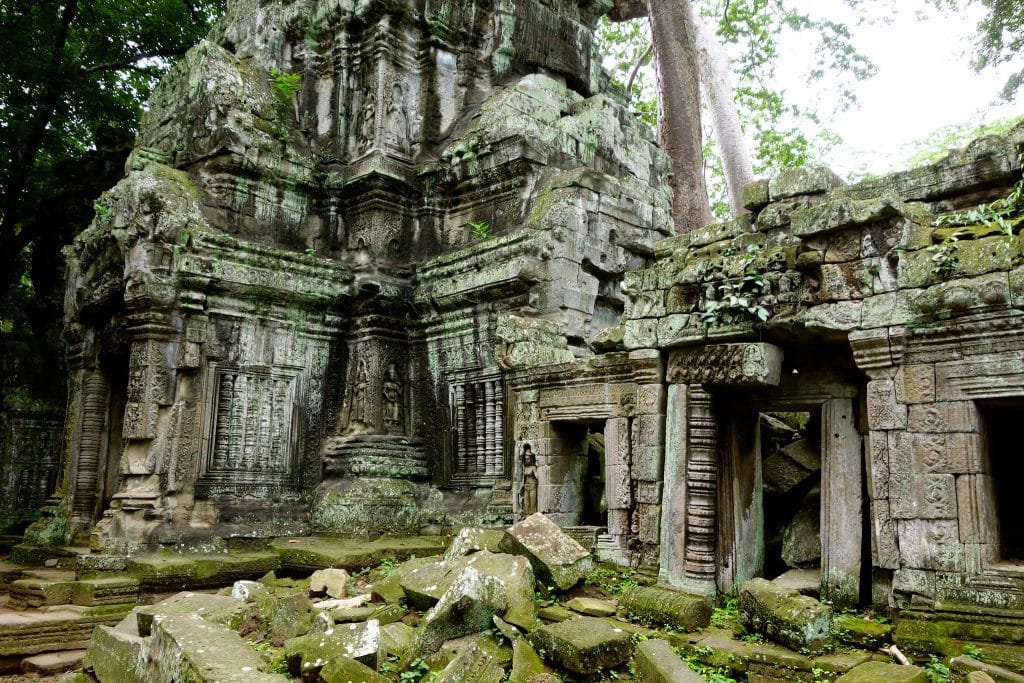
[{"x1": 778, "y1": 2, "x2": 1023, "y2": 177}]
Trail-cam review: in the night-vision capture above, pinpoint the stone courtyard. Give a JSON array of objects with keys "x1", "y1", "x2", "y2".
[{"x1": 2, "y1": 0, "x2": 1024, "y2": 679}]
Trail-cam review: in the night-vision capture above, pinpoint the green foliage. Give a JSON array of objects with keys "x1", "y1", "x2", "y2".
[
  {"x1": 270, "y1": 68, "x2": 302, "y2": 107},
  {"x1": 924, "y1": 653, "x2": 950, "y2": 683},
  {"x1": 928, "y1": 231, "x2": 964, "y2": 279},
  {"x1": 906, "y1": 115, "x2": 1024, "y2": 169},
  {"x1": 699, "y1": 243, "x2": 770, "y2": 330},
  {"x1": 932, "y1": 0, "x2": 1024, "y2": 99},
  {"x1": 583, "y1": 565, "x2": 640, "y2": 596},
  {"x1": 401, "y1": 657, "x2": 431, "y2": 682},
  {"x1": 962, "y1": 643, "x2": 984, "y2": 659},
  {"x1": 934, "y1": 176, "x2": 1024, "y2": 233},
  {"x1": 710, "y1": 596, "x2": 741, "y2": 629},
  {"x1": 466, "y1": 220, "x2": 493, "y2": 240}
]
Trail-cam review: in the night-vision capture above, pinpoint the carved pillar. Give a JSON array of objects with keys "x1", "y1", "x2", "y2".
[
  {"x1": 660, "y1": 384, "x2": 719, "y2": 595},
  {"x1": 821, "y1": 398, "x2": 863, "y2": 608},
  {"x1": 71, "y1": 370, "x2": 108, "y2": 525}
]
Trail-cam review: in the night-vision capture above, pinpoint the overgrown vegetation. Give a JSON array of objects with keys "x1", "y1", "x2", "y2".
[{"x1": 699, "y1": 243, "x2": 771, "y2": 330}]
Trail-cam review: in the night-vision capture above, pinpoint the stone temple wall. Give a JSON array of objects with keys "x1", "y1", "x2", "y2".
[
  {"x1": 39, "y1": 0, "x2": 671, "y2": 551},
  {"x1": 506, "y1": 123, "x2": 1024, "y2": 668}
]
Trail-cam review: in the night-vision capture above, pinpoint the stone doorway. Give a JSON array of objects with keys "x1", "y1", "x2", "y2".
[
  {"x1": 980, "y1": 401, "x2": 1024, "y2": 564},
  {"x1": 760, "y1": 411, "x2": 822, "y2": 584},
  {"x1": 718, "y1": 394, "x2": 864, "y2": 607},
  {"x1": 545, "y1": 421, "x2": 607, "y2": 528}
]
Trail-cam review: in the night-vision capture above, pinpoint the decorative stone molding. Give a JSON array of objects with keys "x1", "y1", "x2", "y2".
[{"x1": 667, "y1": 343, "x2": 783, "y2": 387}]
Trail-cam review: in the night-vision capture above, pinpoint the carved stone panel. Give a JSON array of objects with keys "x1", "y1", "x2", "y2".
[
  {"x1": 200, "y1": 364, "x2": 300, "y2": 486},
  {"x1": 667, "y1": 343, "x2": 783, "y2": 387}
]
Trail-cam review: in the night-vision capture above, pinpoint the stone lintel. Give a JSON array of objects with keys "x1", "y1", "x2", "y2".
[{"x1": 667, "y1": 343, "x2": 783, "y2": 387}]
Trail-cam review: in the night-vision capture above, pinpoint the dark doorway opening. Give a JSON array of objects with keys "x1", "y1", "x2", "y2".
[{"x1": 981, "y1": 401, "x2": 1024, "y2": 561}]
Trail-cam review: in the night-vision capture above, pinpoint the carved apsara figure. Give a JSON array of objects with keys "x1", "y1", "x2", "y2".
[
  {"x1": 382, "y1": 363, "x2": 403, "y2": 433},
  {"x1": 519, "y1": 443, "x2": 538, "y2": 517},
  {"x1": 384, "y1": 83, "x2": 409, "y2": 154},
  {"x1": 348, "y1": 359, "x2": 370, "y2": 432},
  {"x1": 358, "y1": 97, "x2": 375, "y2": 154}
]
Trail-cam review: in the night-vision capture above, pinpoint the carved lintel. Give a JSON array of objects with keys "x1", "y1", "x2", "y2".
[
  {"x1": 850, "y1": 326, "x2": 906, "y2": 375},
  {"x1": 667, "y1": 343, "x2": 783, "y2": 387}
]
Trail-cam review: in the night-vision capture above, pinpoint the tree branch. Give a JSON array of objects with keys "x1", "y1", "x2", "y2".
[
  {"x1": 79, "y1": 47, "x2": 191, "y2": 76},
  {"x1": 625, "y1": 43, "x2": 654, "y2": 95}
]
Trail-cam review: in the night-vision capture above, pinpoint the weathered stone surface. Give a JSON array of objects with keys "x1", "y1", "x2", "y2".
[
  {"x1": 273, "y1": 537, "x2": 446, "y2": 573},
  {"x1": 445, "y1": 528, "x2": 506, "y2": 561},
  {"x1": 634, "y1": 638, "x2": 705, "y2": 683},
  {"x1": 319, "y1": 655, "x2": 390, "y2": 683},
  {"x1": 768, "y1": 165, "x2": 845, "y2": 200},
  {"x1": 433, "y1": 641, "x2": 504, "y2": 683},
  {"x1": 382, "y1": 622, "x2": 415, "y2": 659},
  {"x1": 510, "y1": 639, "x2": 551, "y2": 683},
  {"x1": 150, "y1": 613, "x2": 288, "y2": 682},
  {"x1": 372, "y1": 555, "x2": 439, "y2": 604},
  {"x1": 771, "y1": 568, "x2": 820, "y2": 597},
  {"x1": 21, "y1": 649, "x2": 86, "y2": 675},
  {"x1": 136, "y1": 591, "x2": 251, "y2": 637},
  {"x1": 620, "y1": 585, "x2": 712, "y2": 632},
  {"x1": 412, "y1": 555, "x2": 537, "y2": 656},
  {"x1": 565, "y1": 597, "x2": 617, "y2": 617},
  {"x1": 530, "y1": 617, "x2": 633, "y2": 674},
  {"x1": 309, "y1": 568, "x2": 349, "y2": 599},
  {"x1": 833, "y1": 614, "x2": 893, "y2": 648},
  {"x1": 950, "y1": 655, "x2": 1024, "y2": 683},
  {"x1": 332, "y1": 606, "x2": 375, "y2": 623},
  {"x1": 834, "y1": 661, "x2": 926, "y2": 682},
  {"x1": 0, "y1": 603, "x2": 134, "y2": 656},
  {"x1": 499, "y1": 513, "x2": 593, "y2": 590},
  {"x1": 284, "y1": 620, "x2": 382, "y2": 677},
  {"x1": 128, "y1": 553, "x2": 280, "y2": 590},
  {"x1": 666, "y1": 343, "x2": 783, "y2": 386},
  {"x1": 763, "y1": 438, "x2": 820, "y2": 496},
  {"x1": 738, "y1": 578, "x2": 832, "y2": 651},
  {"x1": 781, "y1": 487, "x2": 822, "y2": 568}
]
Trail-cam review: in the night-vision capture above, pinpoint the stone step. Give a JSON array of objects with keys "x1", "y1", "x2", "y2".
[
  {"x1": 127, "y1": 551, "x2": 280, "y2": 591},
  {"x1": 9, "y1": 575, "x2": 139, "y2": 609},
  {"x1": 0, "y1": 603, "x2": 135, "y2": 657},
  {"x1": 0, "y1": 561, "x2": 24, "y2": 588},
  {"x1": 21, "y1": 648, "x2": 87, "y2": 675},
  {"x1": 271, "y1": 535, "x2": 446, "y2": 573}
]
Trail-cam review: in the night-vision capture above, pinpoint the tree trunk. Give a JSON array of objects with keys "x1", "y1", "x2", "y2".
[
  {"x1": 692, "y1": 10, "x2": 753, "y2": 216},
  {"x1": 648, "y1": 0, "x2": 712, "y2": 233}
]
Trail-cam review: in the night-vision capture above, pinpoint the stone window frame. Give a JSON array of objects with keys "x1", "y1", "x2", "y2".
[
  {"x1": 446, "y1": 368, "x2": 508, "y2": 489},
  {"x1": 196, "y1": 362, "x2": 304, "y2": 491}
]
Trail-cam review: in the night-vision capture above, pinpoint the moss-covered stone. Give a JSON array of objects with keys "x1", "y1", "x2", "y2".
[
  {"x1": 136, "y1": 592, "x2": 251, "y2": 637},
  {"x1": 634, "y1": 638, "x2": 705, "y2": 683},
  {"x1": 271, "y1": 536, "x2": 445, "y2": 574},
  {"x1": 127, "y1": 552, "x2": 280, "y2": 590},
  {"x1": 283, "y1": 621, "x2": 382, "y2": 677},
  {"x1": 834, "y1": 661, "x2": 927, "y2": 682},
  {"x1": 319, "y1": 655, "x2": 390, "y2": 683},
  {"x1": 833, "y1": 613, "x2": 893, "y2": 648},
  {"x1": 499, "y1": 513, "x2": 593, "y2": 591},
  {"x1": 510, "y1": 639, "x2": 551, "y2": 683},
  {"x1": 739, "y1": 578, "x2": 832, "y2": 651},
  {"x1": 529, "y1": 617, "x2": 633, "y2": 675},
  {"x1": 620, "y1": 585, "x2": 712, "y2": 632}
]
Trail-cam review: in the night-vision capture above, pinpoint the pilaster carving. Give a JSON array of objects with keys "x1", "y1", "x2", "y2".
[{"x1": 684, "y1": 386, "x2": 718, "y2": 583}]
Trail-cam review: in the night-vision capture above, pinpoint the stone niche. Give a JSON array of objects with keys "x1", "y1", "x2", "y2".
[{"x1": 42, "y1": 0, "x2": 671, "y2": 551}]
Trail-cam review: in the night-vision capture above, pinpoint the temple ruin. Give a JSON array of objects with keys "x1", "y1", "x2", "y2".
[{"x1": 2, "y1": 0, "x2": 1024, "y2": 679}]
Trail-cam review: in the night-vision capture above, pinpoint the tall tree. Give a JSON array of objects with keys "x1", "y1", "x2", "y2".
[
  {"x1": 934, "y1": 0, "x2": 1024, "y2": 98},
  {"x1": 648, "y1": 0, "x2": 714, "y2": 232},
  {"x1": 0, "y1": 0, "x2": 225, "y2": 306}
]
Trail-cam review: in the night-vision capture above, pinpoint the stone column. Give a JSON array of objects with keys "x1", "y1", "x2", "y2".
[{"x1": 821, "y1": 398, "x2": 863, "y2": 608}]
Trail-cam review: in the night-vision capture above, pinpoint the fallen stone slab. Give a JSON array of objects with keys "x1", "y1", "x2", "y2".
[
  {"x1": 319, "y1": 655, "x2": 390, "y2": 683},
  {"x1": 834, "y1": 661, "x2": 927, "y2": 682},
  {"x1": 445, "y1": 527, "x2": 506, "y2": 561},
  {"x1": 499, "y1": 513, "x2": 594, "y2": 590},
  {"x1": 136, "y1": 591, "x2": 251, "y2": 637},
  {"x1": 537, "y1": 604, "x2": 573, "y2": 622},
  {"x1": 620, "y1": 585, "x2": 712, "y2": 632},
  {"x1": 332, "y1": 605, "x2": 376, "y2": 622},
  {"x1": 284, "y1": 620, "x2": 382, "y2": 677},
  {"x1": 412, "y1": 556, "x2": 536, "y2": 656},
  {"x1": 771, "y1": 567, "x2": 820, "y2": 597},
  {"x1": 128, "y1": 552, "x2": 280, "y2": 590},
  {"x1": 371, "y1": 555, "x2": 438, "y2": 604},
  {"x1": 0, "y1": 603, "x2": 134, "y2": 656},
  {"x1": 9, "y1": 577, "x2": 77, "y2": 607},
  {"x1": 951, "y1": 655, "x2": 1024, "y2": 683},
  {"x1": 272, "y1": 535, "x2": 446, "y2": 573},
  {"x1": 309, "y1": 567, "x2": 349, "y2": 598},
  {"x1": 71, "y1": 576, "x2": 140, "y2": 606},
  {"x1": 529, "y1": 616, "x2": 633, "y2": 675},
  {"x1": 0, "y1": 560, "x2": 24, "y2": 588},
  {"x1": 565, "y1": 596, "x2": 617, "y2": 617},
  {"x1": 20, "y1": 649, "x2": 87, "y2": 675},
  {"x1": 832, "y1": 613, "x2": 893, "y2": 648},
  {"x1": 382, "y1": 622, "x2": 415, "y2": 658},
  {"x1": 151, "y1": 613, "x2": 288, "y2": 682},
  {"x1": 510, "y1": 639, "x2": 551, "y2": 683},
  {"x1": 83, "y1": 618, "x2": 149, "y2": 683},
  {"x1": 739, "y1": 577, "x2": 832, "y2": 651},
  {"x1": 434, "y1": 641, "x2": 504, "y2": 683},
  {"x1": 634, "y1": 638, "x2": 705, "y2": 683}
]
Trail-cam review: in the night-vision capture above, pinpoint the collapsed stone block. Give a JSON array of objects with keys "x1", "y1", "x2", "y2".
[
  {"x1": 509, "y1": 639, "x2": 552, "y2": 683},
  {"x1": 136, "y1": 591, "x2": 251, "y2": 637},
  {"x1": 634, "y1": 638, "x2": 705, "y2": 683},
  {"x1": 433, "y1": 641, "x2": 504, "y2": 683},
  {"x1": 620, "y1": 585, "x2": 712, "y2": 632},
  {"x1": 499, "y1": 513, "x2": 594, "y2": 590},
  {"x1": 319, "y1": 655, "x2": 390, "y2": 683},
  {"x1": 565, "y1": 597, "x2": 617, "y2": 617},
  {"x1": 445, "y1": 528, "x2": 506, "y2": 561},
  {"x1": 149, "y1": 613, "x2": 288, "y2": 682},
  {"x1": 834, "y1": 661, "x2": 927, "y2": 682},
  {"x1": 529, "y1": 617, "x2": 633, "y2": 675},
  {"x1": 284, "y1": 620, "x2": 382, "y2": 679},
  {"x1": 739, "y1": 578, "x2": 832, "y2": 651},
  {"x1": 309, "y1": 568, "x2": 349, "y2": 599}
]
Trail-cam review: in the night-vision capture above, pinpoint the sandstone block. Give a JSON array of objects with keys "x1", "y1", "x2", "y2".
[
  {"x1": 620, "y1": 585, "x2": 712, "y2": 632},
  {"x1": 634, "y1": 638, "x2": 705, "y2": 683},
  {"x1": 499, "y1": 513, "x2": 594, "y2": 590},
  {"x1": 510, "y1": 639, "x2": 551, "y2": 683},
  {"x1": 309, "y1": 568, "x2": 349, "y2": 599},
  {"x1": 284, "y1": 620, "x2": 382, "y2": 677},
  {"x1": 319, "y1": 655, "x2": 389, "y2": 683},
  {"x1": 738, "y1": 578, "x2": 832, "y2": 651},
  {"x1": 565, "y1": 597, "x2": 617, "y2": 617},
  {"x1": 136, "y1": 591, "x2": 251, "y2": 637},
  {"x1": 834, "y1": 661, "x2": 926, "y2": 682},
  {"x1": 445, "y1": 528, "x2": 506, "y2": 561},
  {"x1": 529, "y1": 617, "x2": 633, "y2": 675},
  {"x1": 151, "y1": 613, "x2": 288, "y2": 682}
]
